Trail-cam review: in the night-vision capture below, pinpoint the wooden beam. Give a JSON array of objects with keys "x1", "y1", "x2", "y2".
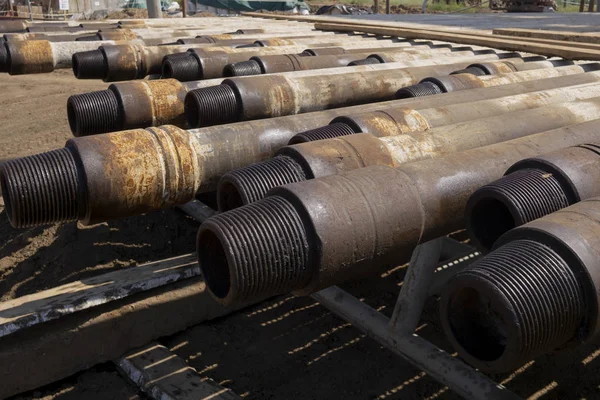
[
  {"x1": 314, "y1": 22, "x2": 600, "y2": 60},
  {"x1": 116, "y1": 343, "x2": 240, "y2": 400},
  {"x1": 493, "y1": 28, "x2": 600, "y2": 45}
]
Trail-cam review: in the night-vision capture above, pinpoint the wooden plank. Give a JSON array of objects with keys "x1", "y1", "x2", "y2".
[
  {"x1": 493, "y1": 28, "x2": 600, "y2": 45},
  {"x1": 314, "y1": 22, "x2": 600, "y2": 60},
  {"x1": 0, "y1": 253, "x2": 200, "y2": 339},
  {"x1": 116, "y1": 343, "x2": 240, "y2": 400}
]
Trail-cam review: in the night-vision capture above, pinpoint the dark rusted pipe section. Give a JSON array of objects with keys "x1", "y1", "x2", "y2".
[
  {"x1": 194, "y1": 120, "x2": 600, "y2": 307},
  {"x1": 440, "y1": 196, "x2": 600, "y2": 373},
  {"x1": 161, "y1": 40, "x2": 461, "y2": 81},
  {"x1": 221, "y1": 45, "x2": 494, "y2": 77},
  {"x1": 396, "y1": 60, "x2": 590, "y2": 98},
  {"x1": 216, "y1": 95, "x2": 600, "y2": 210},
  {"x1": 466, "y1": 143, "x2": 600, "y2": 251},
  {"x1": 67, "y1": 78, "x2": 222, "y2": 136},
  {"x1": 184, "y1": 52, "x2": 517, "y2": 128}
]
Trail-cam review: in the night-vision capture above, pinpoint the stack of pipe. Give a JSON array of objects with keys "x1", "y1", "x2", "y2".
[{"x1": 5, "y1": 18, "x2": 600, "y2": 380}]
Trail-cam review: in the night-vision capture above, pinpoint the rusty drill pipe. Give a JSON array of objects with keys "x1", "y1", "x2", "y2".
[
  {"x1": 73, "y1": 38, "x2": 413, "y2": 81},
  {"x1": 161, "y1": 40, "x2": 461, "y2": 81},
  {"x1": 184, "y1": 52, "x2": 519, "y2": 128},
  {"x1": 195, "y1": 120, "x2": 600, "y2": 307},
  {"x1": 6, "y1": 67, "x2": 600, "y2": 227},
  {"x1": 397, "y1": 60, "x2": 587, "y2": 98},
  {"x1": 441, "y1": 197, "x2": 600, "y2": 373},
  {"x1": 222, "y1": 45, "x2": 495, "y2": 77},
  {"x1": 217, "y1": 95, "x2": 600, "y2": 210},
  {"x1": 291, "y1": 67, "x2": 600, "y2": 143},
  {"x1": 0, "y1": 39, "x2": 154, "y2": 75},
  {"x1": 67, "y1": 78, "x2": 222, "y2": 136},
  {"x1": 466, "y1": 143, "x2": 600, "y2": 251}
]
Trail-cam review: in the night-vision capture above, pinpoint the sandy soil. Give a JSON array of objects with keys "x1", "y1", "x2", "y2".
[{"x1": 3, "y1": 70, "x2": 600, "y2": 400}]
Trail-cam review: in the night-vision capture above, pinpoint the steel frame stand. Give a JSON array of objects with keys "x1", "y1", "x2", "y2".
[{"x1": 182, "y1": 200, "x2": 522, "y2": 400}]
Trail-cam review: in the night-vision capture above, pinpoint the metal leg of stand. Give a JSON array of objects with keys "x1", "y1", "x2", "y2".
[{"x1": 312, "y1": 285, "x2": 520, "y2": 400}]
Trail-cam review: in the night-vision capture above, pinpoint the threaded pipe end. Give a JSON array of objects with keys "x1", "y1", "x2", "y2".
[
  {"x1": 162, "y1": 54, "x2": 201, "y2": 81},
  {"x1": 67, "y1": 89, "x2": 121, "y2": 136},
  {"x1": 197, "y1": 195, "x2": 313, "y2": 305},
  {"x1": 441, "y1": 239, "x2": 585, "y2": 373},
  {"x1": 466, "y1": 168, "x2": 571, "y2": 252},
  {"x1": 288, "y1": 122, "x2": 357, "y2": 145},
  {"x1": 72, "y1": 50, "x2": 107, "y2": 80},
  {"x1": 235, "y1": 42, "x2": 263, "y2": 48},
  {"x1": 223, "y1": 60, "x2": 262, "y2": 77},
  {"x1": 450, "y1": 66, "x2": 487, "y2": 76},
  {"x1": 185, "y1": 84, "x2": 240, "y2": 128},
  {"x1": 217, "y1": 155, "x2": 307, "y2": 212},
  {"x1": 347, "y1": 57, "x2": 382, "y2": 66},
  {"x1": 75, "y1": 34, "x2": 101, "y2": 41},
  {"x1": 1, "y1": 148, "x2": 83, "y2": 228},
  {"x1": 396, "y1": 81, "x2": 443, "y2": 99},
  {"x1": 0, "y1": 43, "x2": 8, "y2": 73}
]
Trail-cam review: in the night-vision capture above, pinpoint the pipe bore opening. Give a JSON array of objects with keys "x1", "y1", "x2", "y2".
[
  {"x1": 0, "y1": 169, "x2": 13, "y2": 226},
  {"x1": 162, "y1": 61, "x2": 174, "y2": 78},
  {"x1": 218, "y1": 180, "x2": 245, "y2": 211},
  {"x1": 468, "y1": 198, "x2": 515, "y2": 251},
  {"x1": 447, "y1": 286, "x2": 507, "y2": 362},
  {"x1": 197, "y1": 229, "x2": 231, "y2": 300}
]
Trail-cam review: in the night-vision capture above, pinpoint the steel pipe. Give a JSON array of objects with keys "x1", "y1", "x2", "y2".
[
  {"x1": 466, "y1": 143, "x2": 600, "y2": 251},
  {"x1": 184, "y1": 52, "x2": 518, "y2": 128},
  {"x1": 217, "y1": 94, "x2": 600, "y2": 210},
  {"x1": 441, "y1": 196, "x2": 600, "y2": 373},
  {"x1": 194, "y1": 120, "x2": 600, "y2": 307}
]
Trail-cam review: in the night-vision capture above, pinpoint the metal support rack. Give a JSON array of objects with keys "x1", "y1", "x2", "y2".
[{"x1": 182, "y1": 200, "x2": 522, "y2": 400}]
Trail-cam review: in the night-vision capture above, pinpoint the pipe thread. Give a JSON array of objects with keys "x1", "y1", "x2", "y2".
[
  {"x1": 445, "y1": 239, "x2": 585, "y2": 370},
  {"x1": 162, "y1": 54, "x2": 201, "y2": 81},
  {"x1": 185, "y1": 84, "x2": 240, "y2": 128},
  {"x1": 450, "y1": 66, "x2": 488, "y2": 76},
  {"x1": 72, "y1": 50, "x2": 107, "y2": 80},
  {"x1": 467, "y1": 168, "x2": 571, "y2": 251},
  {"x1": 1, "y1": 148, "x2": 82, "y2": 228},
  {"x1": 347, "y1": 57, "x2": 381, "y2": 66},
  {"x1": 289, "y1": 122, "x2": 357, "y2": 144},
  {"x1": 218, "y1": 155, "x2": 307, "y2": 211},
  {"x1": 223, "y1": 60, "x2": 262, "y2": 77},
  {"x1": 396, "y1": 81, "x2": 443, "y2": 99},
  {"x1": 197, "y1": 195, "x2": 312, "y2": 305},
  {"x1": 67, "y1": 89, "x2": 121, "y2": 136}
]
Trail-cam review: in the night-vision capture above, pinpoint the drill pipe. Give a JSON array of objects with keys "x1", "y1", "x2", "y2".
[
  {"x1": 217, "y1": 95, "x2": 600, "y2": 211},
  {"x1": 0, "y1": 39, "x2": 150, "y2": 75},
  {"x1": 73, "y1": 38, "x2": 424, "y2": 81},
  {"x1": 184, "y1": 52, "x2": 519, "y2": 128},
  {"x1": 194, "y1": 120, "x2": 600, "y2": 307},
  {"x1": 291, "y1": 63, "x2": 600, "y2": 143},
  {"x1": 69, "y1": 52, "x2": 512, "y2": 136},
  {"x1": 398, "y1": 60, "x2": 589, "y2": 98},
  {"x1": 5, "y1": 67, "x2": 600, "y2": 228},
  {"x1": 222, "y1": 45, "x2": 492, "y2": 77},
  {"x1": 466, "y1": 143, "x2": 600, "y2": 251},
  {"x1": 441, "y1": 196, "x2": 600, "y2": 373},
  {"x1": 161, "y1": 40, "x2": 464, "y2": 81}
]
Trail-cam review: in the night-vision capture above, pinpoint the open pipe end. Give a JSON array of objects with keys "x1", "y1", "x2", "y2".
[
  {"x1": 395, "y1": 81, "x2": 443, "y2": 99},
  {"x1": 1, "y1": 148, "x2": 82, "y2": 228},
  {"x1": 67, "y1": 89, "x2": 121, "y2": 136},
  {"x1": 466, "y1": 169, "x2": 571, "y2": 252},
  {"x1": 223, "y1": 60, "x2": 262, "y2": 77},
  {"x1": 288, "y1": 122, "x2": 357, "y2": 145},
  {"x1": 184, "y1": 84, "x2": 240, "y2": 128},
  {"x1": 217, "y1": 155, "x2": 307, "y2": 212},
  {"x1": 441, "y1": 239, "x2": 585, "y2": 373},
  {"x1": 72, "y1": 50, "x2": 107, "y2": 80},
  {"x1": 197, "y1": 196, "x2": 313, "y2": 306},
  {"x1": 161, "y1": 54, "x2": 201, "y2": 81}
]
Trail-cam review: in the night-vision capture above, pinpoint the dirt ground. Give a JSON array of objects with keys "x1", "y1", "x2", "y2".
[{"x1": 3, "y1": 70, "x2": 600, "y2": 400}]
